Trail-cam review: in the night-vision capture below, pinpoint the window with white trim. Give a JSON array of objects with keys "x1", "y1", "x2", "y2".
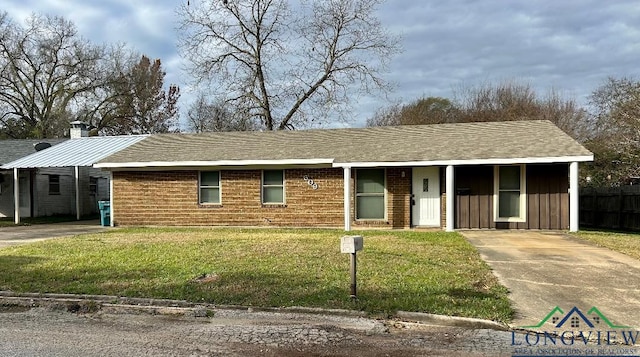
[
  {"x1": 262, "y1": 170, "x2": 284, "y2": 204},
  {"x1": 49, "y1": 175, "x2": 60, "y2": 195},
  {"x1": 356, "y1": 168, "x2": 385, "y2": 220},
  {"x1": 494, "y1": 165, "x2": 526, "y2": 221},
  {"x1": 199, "y1": 171, "x2": 221, "y2": 204}
]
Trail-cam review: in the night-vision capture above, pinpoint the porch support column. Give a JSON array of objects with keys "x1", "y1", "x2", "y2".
[
  {"x1": 109, "y1": 171, "x2": 114, "y2": 227},
  {"x1": 569, "y1": 162, "x2": 579, "y2": 232},
  {"x1": 13, "y1": 168, "x2": 20, "y2": 224},
  {"x1": 343, "y1": 167, "x2": 351, "y2": 231},
  {"x1": 445, "y1": 165, "x2": 455, "y2": 232},
  {"x1": 74, "y1": 166, "x2": 81, "y2": 221}
]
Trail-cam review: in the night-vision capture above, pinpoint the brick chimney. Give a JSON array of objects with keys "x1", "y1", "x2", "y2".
[{"x1": 70, "y1": 121, "x2": 89, "y2": 138}]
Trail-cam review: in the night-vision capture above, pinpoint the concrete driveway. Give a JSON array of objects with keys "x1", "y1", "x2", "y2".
[
  {"x1": 0, "y1": 220, "x2": 108, "y2": 248},
  {"x1": 462, "y1": 230, "x2": 640, "y2": 330}
]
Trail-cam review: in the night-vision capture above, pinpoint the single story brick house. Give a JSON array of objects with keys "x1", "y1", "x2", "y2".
[{"x1": 95, "y1": 120, "x2": 593, "y2": 231}]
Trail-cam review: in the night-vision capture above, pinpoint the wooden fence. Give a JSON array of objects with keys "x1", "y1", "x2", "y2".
[{"x1": 580, "y1": 186, "x2": 640, "y2": 231}]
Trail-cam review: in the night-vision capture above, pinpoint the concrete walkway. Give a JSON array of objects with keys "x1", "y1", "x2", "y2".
[
  {"x1": 462, "y1": 230, "x2": 640, "y2": 330},
  {"x1": 0, "y1": 220, "x2": 108, "y2": 248}
]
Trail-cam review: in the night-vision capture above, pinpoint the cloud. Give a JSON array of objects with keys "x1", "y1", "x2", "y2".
[
  {"x1": 5, "y1": 0, "x2": 640, "y2": 128},
  {"x1": 375, "y1": 0, "x2": 640, "y2": 115}
]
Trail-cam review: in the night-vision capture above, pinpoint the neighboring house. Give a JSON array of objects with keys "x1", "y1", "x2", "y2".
[
  {"x1": 95, "y1": 120, "x2": 593, "y2": 231},
  {"x1": 0, "y1": 138, "x2": 71, "y2": 218},
  {"x1": 1, "y1": 122, "x2": 147, "y2": 223}
]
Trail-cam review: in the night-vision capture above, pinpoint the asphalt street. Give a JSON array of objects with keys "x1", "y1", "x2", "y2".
[
  {"x1": 0, "y1": 306, "x2": 520, "y2": 357},
  {"x1": 2, "y1": 305, "x2": 638, "y2": 356}
]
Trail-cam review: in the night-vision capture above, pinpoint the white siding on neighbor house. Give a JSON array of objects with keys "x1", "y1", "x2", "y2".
[
  {"x1": 0, "y1": 171, "x2": 14, "y2": 218},
  {"x1": 33, "y1": 167, "x2": 75, "y2": 217},
  {"x1": 0, "y1": 167, "x2": 110, "y2": 218}
]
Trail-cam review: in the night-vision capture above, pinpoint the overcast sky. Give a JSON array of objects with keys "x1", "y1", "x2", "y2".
[{"x1": 4, "y1": 0, "x2": 640, "y2": 128}]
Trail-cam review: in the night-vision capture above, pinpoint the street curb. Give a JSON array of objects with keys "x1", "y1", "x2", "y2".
[
  {"x1": 395, "y1": 311, "x2": 509, "y2": 331},
  {"x1": 0, "y1": 291, "x2": 507, "y2": 331}
]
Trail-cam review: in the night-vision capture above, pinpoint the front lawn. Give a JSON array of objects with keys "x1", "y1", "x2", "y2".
[
  {"x1": 0, "y1": 228, "x2": 512, "y2": 322},
  {"x1": 572, "y1": 230, "x2": 640, "y2": 260}
]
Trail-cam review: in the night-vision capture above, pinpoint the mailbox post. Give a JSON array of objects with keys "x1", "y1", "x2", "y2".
[{"x1": 341, "y1": 235, "x2": 363, "y2": 299}]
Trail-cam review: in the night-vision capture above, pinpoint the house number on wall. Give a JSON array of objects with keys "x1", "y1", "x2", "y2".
[{"x1": 303, "y1": 175, "x2": 319, "y2": 190}]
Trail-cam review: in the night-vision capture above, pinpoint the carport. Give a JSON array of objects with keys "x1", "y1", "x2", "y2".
[{"x1": 1, "y1": 133, "x2": 147, "y2": 224}]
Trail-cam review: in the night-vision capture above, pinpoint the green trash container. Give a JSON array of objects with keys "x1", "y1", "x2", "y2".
[{"x1": 98, "y1": 200, "x2": 111, "y2": 226}]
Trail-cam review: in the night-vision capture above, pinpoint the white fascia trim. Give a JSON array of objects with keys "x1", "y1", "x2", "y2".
[
  {"x1": 333, "y1": 155, "x2": 594, "y2": 168},
  {"x1": 94, "y1": 158, "x2": 335, "y2": 169}
]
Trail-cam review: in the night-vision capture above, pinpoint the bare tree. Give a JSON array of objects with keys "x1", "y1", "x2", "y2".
[
  {"x1": 366, "y1": 101, "x2": 402, "y2": 127},
  {"x1": 187, "y1": 92, "x2": 256, "y2": 133},
  {"x1": 367, "y1": 97, "x2": 458, "y2": 126},
  {"x1": 0, "y1": 12, "x2": 106, "y2": 138},
  {"x1": 74, "y1": 44, "x2": 140, "y2": 133},
  {"x1": 178, "y1": 0, "x2": 399, "y2": 130},
  {"x1": 585, "y1": 77, "x2": 640, "y2": 185},
  {"x1": 454, "y1": 80, "x2": 589, "y2": 140}
]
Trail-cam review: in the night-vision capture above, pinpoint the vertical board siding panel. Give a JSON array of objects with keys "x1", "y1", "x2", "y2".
[
  {"x1": 460, "y1": 194, "x2": 470, "y2": 229},
  {"x1": 469, "y1": 174, "x2": 479, "y2": 228},
  {"x1": 479, "y1": 191, "x2": 490, "y2": 228},
  {"x1": 539, "y1": 171, "x2": 550, "y2": 229},
  {"x1": 548, "y1": 168, "x2": 560, "y2": 230},
  {"x1": 555, "y1": 170, "x2": 563, "y2": 230},
  {"x1": 560, "y1": 165, "x2": 570, "y2": 230},
  {"x1": 527, "y1": 166, "x2": 540, "y2": 230},
  {"x1": 455, "y1": 166, "x2": 493, "y2": 229}
]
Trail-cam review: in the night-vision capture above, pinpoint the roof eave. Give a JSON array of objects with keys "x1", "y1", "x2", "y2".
[
  {"x1": 332, "y1": 155, "x2": 595, "y2": 168},
  {"x1": 93, "y1": 158, "x2": 336, "y2": 169}
]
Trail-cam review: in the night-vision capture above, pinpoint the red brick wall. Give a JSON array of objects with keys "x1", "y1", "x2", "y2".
[
  {"x1": 112, "y1": 167, "x2": 413, "y2": 228},
  {"x1": 388, "y1": 168, "x2": 411, "y2": 228}
]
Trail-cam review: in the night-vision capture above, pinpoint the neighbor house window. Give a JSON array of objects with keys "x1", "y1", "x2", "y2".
[
  {"x1": 262, "y1": 170, "x2": 285, "y2": 204},
  {"x1": 356, "y1": 169, "x2": 385, "y2": 220},
  {"x1": 49, "y1": 175, "x2": 60, "y2": 195},
  {"x1": 494, "y1": 165, "x2": 526, "y2": 221},
  {"x1": 89, "y1": 177, "x2": 98, "y2": 196},
  {"x1": 199, "y1": 171, "x2": 221, "y2": 204}
]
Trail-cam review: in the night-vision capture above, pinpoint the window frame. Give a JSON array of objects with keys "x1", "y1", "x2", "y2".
[
  {"x1": 493, "y1": 165, "x2": 526, "y2": 222},
  {"x1": 199, "y1": 171, "x2": 221, "y2": 205},
  {"x1": 262, "y1": 170, "x2": 285, "y2": 205},
  {"x1": 89, "y1": 177, "x2": 98, "y2": 196},
  {"x1": 48, "y1": 174, "x2": 60, "y2": 195},
  {"x1": 355, "y1": 168, "x2": 387, "y2": 220}
]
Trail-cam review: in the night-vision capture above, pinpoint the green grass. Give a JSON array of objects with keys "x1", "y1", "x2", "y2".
[
  {"x1": 0, "y1": 228, "x2": 512, "y2": 322},
  {"x1": 572, "y1": 230, "x2": 640, "y2": 260}
]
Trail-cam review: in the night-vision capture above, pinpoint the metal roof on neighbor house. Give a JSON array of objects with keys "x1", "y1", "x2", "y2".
[
  {"x1": 0, "y1": 139, "x2": 67, "y2": 165},
  {"x1": 1, "y1": 135, "x2": 148, "y2": 169},
  {"x1": 95, "y1": 120, "x2": 593, "y2": 168}
]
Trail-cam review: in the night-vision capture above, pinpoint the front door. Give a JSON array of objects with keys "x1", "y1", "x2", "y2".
[{"x1": 412, "y1": 167, "x2": 440, "y2": 226}]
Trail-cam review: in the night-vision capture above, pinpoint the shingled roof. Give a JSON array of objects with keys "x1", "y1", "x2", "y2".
[
  {"x1": 0, "y1": 139, "x2": 66, "y2": 166},
  {"x1": 96, "y1": 120, "x2": 593, "y2": 168}
]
